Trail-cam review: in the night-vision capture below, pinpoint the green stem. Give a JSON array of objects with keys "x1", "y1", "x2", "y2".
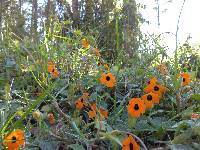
[{"x1": 174, "y1": 0, "x2": 186, "y2": 112}]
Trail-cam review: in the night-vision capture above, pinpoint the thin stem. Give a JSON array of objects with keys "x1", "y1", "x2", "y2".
[
  {"x1": 174, "y1": 0, "x2": 186, "y2": 82},
  {"x1": 156, "y1": 0, "x2": 160, "y2": 28},
  {"x1": 174, "y1": 0, "x2": 186, "y2": 112}
]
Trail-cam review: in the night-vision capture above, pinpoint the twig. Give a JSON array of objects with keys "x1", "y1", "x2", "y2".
[
  {"x1": 51, "y1": 100, "x2": 91, "y2": 150},
  {"x1": 55, "y1": 85, "x2": 68, "y2": 98},
  {"x1": 48, "y1": 131, "x2": 74, "y2": 143},
  {"x1": 52, "y1": 101, "x2": 71, "y2": 123}
]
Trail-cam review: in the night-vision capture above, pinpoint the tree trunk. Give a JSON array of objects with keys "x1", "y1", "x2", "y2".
[
  {"x1": 123, "y1": 0, "x2": 139, "y2": 58},
  {"x1": 0, "y1": 0, "x2": 3, "y2": 41},
  {"x1": 45, "y1": 0, "x2": 56, "y2": 34},
  {"x1": 31, "y1": 0, "x2": 38, "y2": 41},
  {"x1": 84, "y1": 0, "x2": 94, "y2": 24},
  {"x1": 72, "y1": 0, "x2": 80, "y2": 28}
]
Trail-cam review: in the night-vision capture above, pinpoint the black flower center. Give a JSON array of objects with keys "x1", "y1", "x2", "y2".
[
  {"x1": 52, "y1": 68, "x2": 55, "y2": 72},
  {"x1": 30, "y1": 118, "x2": 37, "y2": 125},
  {"x1": 183, "y1": 78, "x2": 185, "y2": 82},
  {"x1": 80, "y1": 98, "x2": 84, "y2": 102},
  {"x1": 129, "y1": 143, "x2": 133, "y2": 150},
  {"x1": 154, "y1": 86, "x2": 159, "y2": 91},
  {"x1": 12, "y1": 136, "x2": 17, "y2": 143},
  {"x1": 106, "y1": 76, "x2": 110, "y2": 81},
  {"x1": 147, "y1": 95, "x2": 152, "y2": 101},
  {"x1": 134, "y1": 104, "x2": 139, "y2": 110},
  {"x1": 147, "y1": 81, "x2": 150, "y2": 84}
]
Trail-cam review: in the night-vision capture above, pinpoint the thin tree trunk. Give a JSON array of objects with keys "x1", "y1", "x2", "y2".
[
  {"x1": 0, "y1": 0, "x2": 3, "y2": 41},
  {"x1": 19, "y1": 0, "x2": 22, "y2": 12},
  {"x1": 45, "y1": 0, "x2": 56, "y2": 34},
  {"x1": 84, "y1": 0, "x2": 94, "y2": 24},
  {"x1": 123, "y1": 0, "x2": 139, "y2": 58},
  {"x1": 45, "y1": 0, "x2": 51, "y2": 30},
  {"x1": 72, "y1": 0, "x2": 80, "y2": 28},
  {"x1": 31, "y1": 0, "x2": 38, "y2": 41}
]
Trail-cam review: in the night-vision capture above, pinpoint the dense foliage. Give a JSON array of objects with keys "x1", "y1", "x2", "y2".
[{"x1": 0, "y1": 0, "x2": 199, "y2": 150}]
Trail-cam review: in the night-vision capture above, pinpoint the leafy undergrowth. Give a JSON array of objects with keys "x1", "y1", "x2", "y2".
[{"x1": 0, "y1": 30, "x2": 200, "y2": 150}]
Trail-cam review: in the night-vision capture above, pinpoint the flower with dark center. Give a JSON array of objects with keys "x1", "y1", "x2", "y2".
[
  {"x1": 3, "y1": 129, "x2": 25, "y2": 150},
  {"x1": 75, "y1": 93, "x2": 89, "y2": 110},
  {"x1": 128, "y1": 98, "x2": 145, "y2": 118},
  {"x1": 147, "y1": 95, "x2": 152, "y2": 101},
  {"x1": 144, "y1": 83, "x2": 167, "y2": 96},
  {"x1": 180, "y1": 72, "x2": 191, "y2": 86},
  {"x1": 106, "y1": 76, "x2": 110, "y2": 81},
  {"x1": 99, "y1": 72, "x2": 116, "y2": 88},
  {"x1": 11, "y1": 136, "x2": 17, "y2": 143},
  {"x1": 134, "y1": 104, "x2": 139, "y2": 110},
  {"x1": 154, "y1": 86, "x2": 159, "y2": 91},
  {"x1": 121, "y1": 135, "x2": 140, "y2": 150},
  {"x1": 142, "y1": 92, "x2": 160, "y2": 109},
  {"x1": 129, "y1": 143, "x2": 133, "y2": 150}
]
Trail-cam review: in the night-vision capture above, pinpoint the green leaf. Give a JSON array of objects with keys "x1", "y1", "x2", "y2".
[
  {"x1": 4, "y1": 83, "x2": 11, "y2": 100},
  {"x1": 172, "y1": 127, "x2": 200, "y2": 144},
  {"x1": 38, "y1": 140, "x2": 59, "y2": 150},
  {"x1": 128, "y1": 115, "x2": 137, "y2": 128},
  {"x1": 172, "y1": 120, "x2": 200, "y2": 128},
  {"x1": 68, "y1": 144, "x2": 85, "y2": 150},
  {"x1": 41, "y1": 105, "x2": 51, "y2": 112},
  {"x1": 190, "y1": 94, "x2": 200, "y2": 101},
  {"x1": 169, "y1": 144, "x2": 194, "y2": 150},
  {"x1": 102, "y1": 132, "x2": 122, "y2": 146},
  {"x1": 94, "y1": 121, "x2": 113, "y2": 132},
  {"x1": 95, "y1": 120, "x2": 106, "y2": 131}
]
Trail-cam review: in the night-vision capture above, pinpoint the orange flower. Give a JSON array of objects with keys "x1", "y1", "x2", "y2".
[
  {"x1": 47, "y1": 61, "x2": 59, "y2": 78},
  {"x1": 121, "y1": 135, "x2": 140, "y2": 150},
  {"x1": 81, "y1": 38, "x2": 90, "y2": 49},
  {"x1": 75, "y1": 98, "x2": 86, "y2": 110},
  {"x1": 51, "y1": 69, "x2": 59, "y2": 78},
  {"x1": 99, "y1": 72, "x2": 116, "y2": 88},
  {"x1": 144, "y1": 83, "x2": 167, "y2": 96},
  {"x1": 127, "y1": 98, "x2": 145, "y2": 118},
  {"x1": 88, "y1": 103, "x2": 97, "y2": 119},
  {"x1": 75, "y1": 93, "x2": 89, "y2": 110},
  {"x1": 157, "y1": 64, "x2": 168, "y2": 75},
  {"x1": 141, "y1": 92, "x2": 160, "y2": 109},
  {"x1": 75, "y1": 97, "x2": 86, "y2": 110},
  {"x1": 47, "y1": 61, "x2": 55, "y2": 73},
  {"x1": 99, "y1": 108, "x2": 109, "y2": 119},
  {"x1": 3, "y1": 129, "x2": 25, "y2": 150},
  {"x1": 87, "y1": 103, "x2": 109, "y2": 119},
  {"x1": 48, "y1": 112, "x2": 55, "y2": 125},
  {"x1": 180, "y1": 72, "x2": 191, "y2": 86},
  {"x1": 147, "y1": 77, "x2": 157, "y2": 85}
]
